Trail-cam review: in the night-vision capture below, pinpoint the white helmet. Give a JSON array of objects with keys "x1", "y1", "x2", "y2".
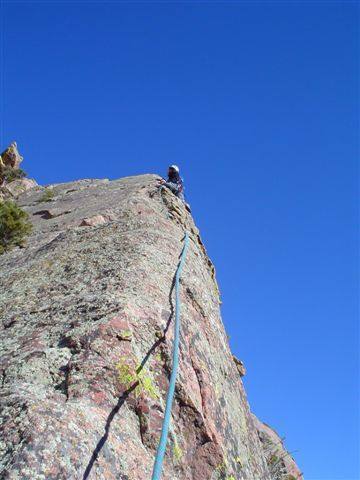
[{"x1": 169, "y1": 164, "x2": 179, "y2": 173}]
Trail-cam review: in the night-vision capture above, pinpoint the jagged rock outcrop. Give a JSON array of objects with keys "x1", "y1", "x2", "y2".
[
  {"x1": 0, "y1": 142, "x2": 23, "y2": 170},
  {"x1": 0, "y1": 173, "x2": 302, "y2": 479},
  {"x1": 232, "y1": 356, "x2": 246, "y2": 378},
  {"x1": 0, "y1": 143, "x2": 37, "y2": 200}
]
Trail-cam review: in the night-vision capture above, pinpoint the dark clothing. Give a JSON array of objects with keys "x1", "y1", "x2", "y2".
[{"x1": 163, "y1": 171, "x2": 185, "y2": 202}]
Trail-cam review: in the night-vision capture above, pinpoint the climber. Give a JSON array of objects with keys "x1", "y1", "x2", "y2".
[{"x1": 157, "y1": 165, "x2": 185, "y2": 203}]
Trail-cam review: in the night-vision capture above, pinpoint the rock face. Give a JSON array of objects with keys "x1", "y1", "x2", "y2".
[{"x1": 0, "y1": 174, "x2": 302, "y2": 480}]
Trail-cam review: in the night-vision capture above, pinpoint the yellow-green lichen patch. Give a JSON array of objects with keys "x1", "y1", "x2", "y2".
[
  {"x1": 116, "y1": 358, "x2": 159, "y2": 400},
  {"x1": 116, "y1": 360, "x2": 136, "y2": 387},
  {"x1": 172, "y1": 439, "x2": 183, "y2": 462},
  {"x1": 214, "y1": 459, "x2": 237, "y2": 480},
  {"x1": 118, "y1": 330, "x2": 132, "y2": 341},
  {"x1": 216, "y1": 460, "x2": 228, "y2": 473}
]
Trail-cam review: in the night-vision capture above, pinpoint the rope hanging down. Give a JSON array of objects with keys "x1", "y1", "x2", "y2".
[{"x1": 151, "y1": 232, "x2": 190, "y2": 480}]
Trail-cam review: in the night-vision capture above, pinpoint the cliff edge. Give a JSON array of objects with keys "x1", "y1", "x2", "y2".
[{"x1": 0, "y1": 165, "x2": 302, "y2": 479}]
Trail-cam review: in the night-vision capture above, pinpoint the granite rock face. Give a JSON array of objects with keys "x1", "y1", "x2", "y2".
[{"x1": 0, "y1": 174, "x2": 302, "y2": 480}]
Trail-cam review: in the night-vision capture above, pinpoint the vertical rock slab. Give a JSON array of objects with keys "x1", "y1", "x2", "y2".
[{"x1": 0, "y1": 174, "x2": 274, "y2": 479}]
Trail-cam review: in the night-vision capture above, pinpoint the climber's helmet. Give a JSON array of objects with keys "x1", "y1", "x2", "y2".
[{"x1": 168, "y1": 164, "x2": 179, "y2": 174}]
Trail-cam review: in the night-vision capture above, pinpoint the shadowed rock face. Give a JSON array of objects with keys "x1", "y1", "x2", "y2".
[{"x1": 0, "y1": 174, "x2": 301, "y2": 480}]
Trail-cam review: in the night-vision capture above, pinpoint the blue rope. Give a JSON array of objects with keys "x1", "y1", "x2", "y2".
[{"x1": 151, "y1": 232, "x2": 190, "y2": 480}]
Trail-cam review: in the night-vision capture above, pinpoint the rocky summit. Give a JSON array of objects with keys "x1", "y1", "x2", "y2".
[{"x1": 0, "y1": 158, "x2": 303, "y2": 479}]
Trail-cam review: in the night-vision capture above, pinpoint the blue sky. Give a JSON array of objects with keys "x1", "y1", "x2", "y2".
[{"x1": 1, "y1": 1, "x2": 358, "y2": 479}]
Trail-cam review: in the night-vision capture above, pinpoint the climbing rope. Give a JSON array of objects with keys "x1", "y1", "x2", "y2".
[{"x1": 151, "y1": 232, "x2": 190, "y2": 480}]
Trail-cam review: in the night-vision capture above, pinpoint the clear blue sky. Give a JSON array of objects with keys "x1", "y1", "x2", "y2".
[{"x1": 1, "y1": 1, "x2": 358, "y2": 479}]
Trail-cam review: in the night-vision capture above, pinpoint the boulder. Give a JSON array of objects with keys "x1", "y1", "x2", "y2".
[
  {"x1": 2, "y1": 178, "x2": 37, "y2": 198},
  {"x1": 80, "y1": 213, "x2": 115, "y2": 227}
]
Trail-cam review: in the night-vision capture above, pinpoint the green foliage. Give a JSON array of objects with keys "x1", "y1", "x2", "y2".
[
  {"x1": 269, "y1": 454, "x2": 279, "y2": 465},
  {"x1": 116, "y1": 358, "x2": 159, "y2": 400},
  {"x1": 0, "y1": 167, "x2": 27, "y2": 183},
  {"x1": 0, "y1": 200, "x2": 32, "y2": 254},
  {"x1": 38, "y1": 188, "x2": 55, "y2": 203}
]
